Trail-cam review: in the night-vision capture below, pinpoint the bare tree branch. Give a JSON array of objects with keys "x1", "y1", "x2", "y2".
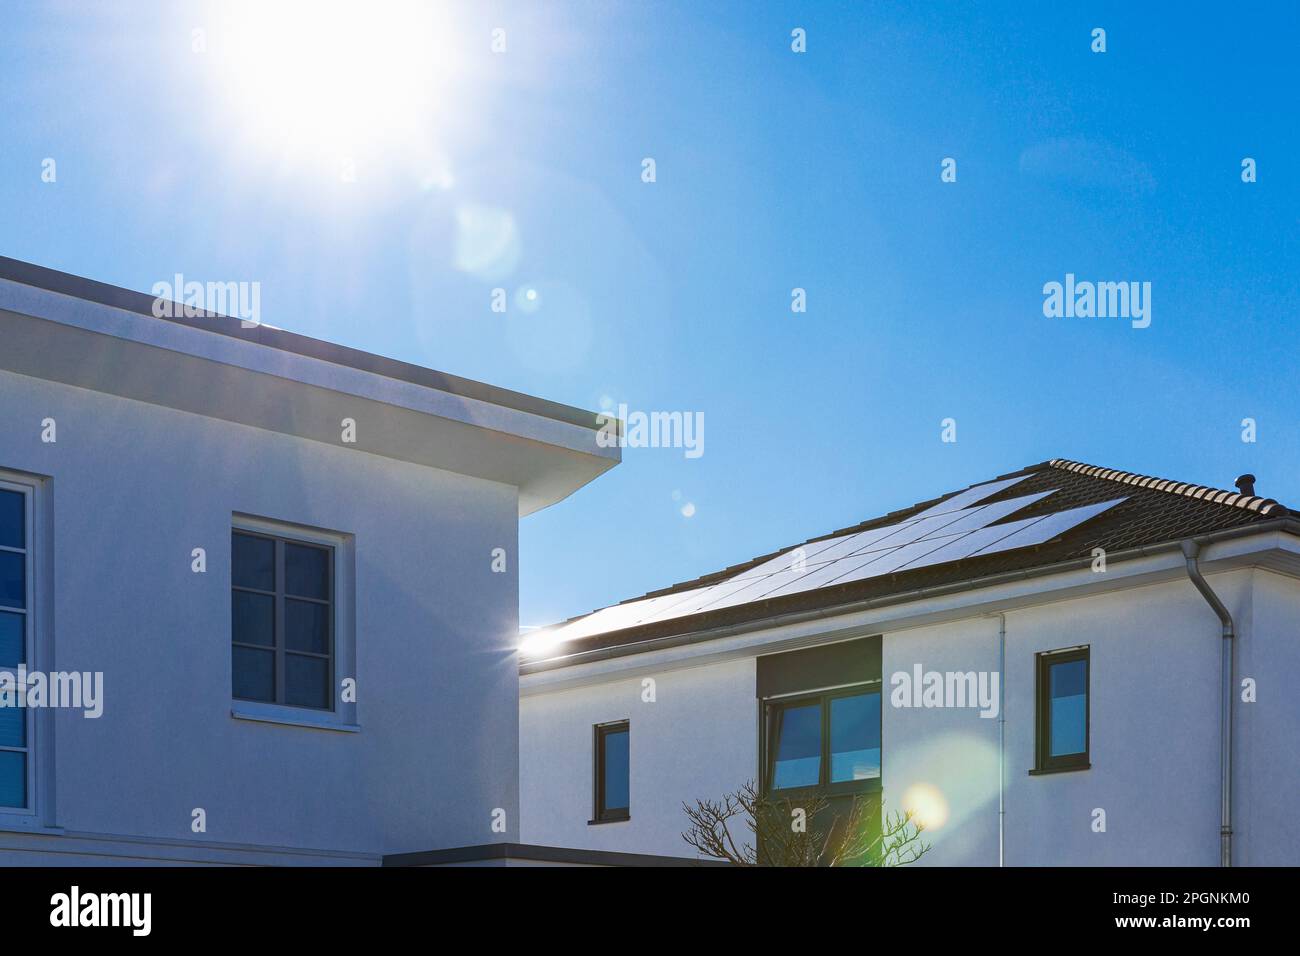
[{"x1": 682, "y1": 780, "x2": 931, "y2": 867}]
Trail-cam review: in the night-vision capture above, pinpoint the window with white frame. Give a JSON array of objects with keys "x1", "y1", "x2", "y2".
[
  {"x1": 232, "y1": 529, "x2": 335, "y2": 710},
  {"x1": 0, "y1": 481, "x2": 33, "y2": 809},
  {"x1": 229, "y1": 515, "x2": 355, "y2": 729}
]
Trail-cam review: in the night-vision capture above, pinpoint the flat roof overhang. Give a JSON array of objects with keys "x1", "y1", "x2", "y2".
[{"x1": 0, "y1": 260, "x2": 619, "y2": 515}]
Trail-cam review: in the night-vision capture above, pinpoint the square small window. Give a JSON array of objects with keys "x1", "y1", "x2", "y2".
[
  {"x1": 1034, "y1": 647, "x2": 1090, "y2": 773},
  {"x1": 592, "y1": 720, "x2": 630, "y2": 823},
  {"x1": 232, "y1": 530, "x2": 334, "y2": 711}
]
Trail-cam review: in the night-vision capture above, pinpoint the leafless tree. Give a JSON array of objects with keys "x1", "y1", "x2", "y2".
[{"x1": 682, "y1": 780, "x2": 929, "y2": 867}]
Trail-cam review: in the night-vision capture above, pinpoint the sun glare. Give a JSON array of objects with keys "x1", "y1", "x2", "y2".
[{"x1": 211, "y1": 0, "x2": 457, "y2": 166}]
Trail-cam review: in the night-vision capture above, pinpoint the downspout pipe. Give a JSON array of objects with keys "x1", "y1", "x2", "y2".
[
  {"x1": 1180, "y1": 540, "x2": 1234, "y2": 867},
  {"x1": 994, "y1": 613, "x2": 1006, "y2": 867}
]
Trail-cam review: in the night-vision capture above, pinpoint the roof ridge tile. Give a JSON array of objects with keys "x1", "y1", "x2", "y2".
[{"x1": 1046, "y1": 458, "x2": 1287, "y2": 516}]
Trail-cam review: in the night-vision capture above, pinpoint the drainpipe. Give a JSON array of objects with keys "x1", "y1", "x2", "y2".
[
  {"x1": 1180, "y1": 540, "x2": 1233, "y2": 867},
  {"x1": 995, "y1": 613, "x2": 1006, "y2": 867}
]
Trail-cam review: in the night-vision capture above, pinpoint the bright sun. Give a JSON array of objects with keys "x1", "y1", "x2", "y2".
[{"x1": 211, "y1": 0, "x2": 457, "y2": 166}]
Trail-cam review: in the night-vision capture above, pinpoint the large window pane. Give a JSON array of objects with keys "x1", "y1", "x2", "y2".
[
  {"x1": 0, "y1": 490, "x2": 22, "y2": 550},
  {"x1": 0, "y1": 611, "x2": 23, "y2": 667},
  {"x1": 772, "y1": 702, "x2": 821, "y2": 789},
  {"x1": 232, "y1": 591, "x2": 274, "y2": 647},
  {"x1": 0, "y1": 551, "x2": 24, "y2": 610},
  {"x1": 233, "y1": 646, "x2": 274, "y2": 702},
  {"x1": 285, "y1": 599, "x2": 329, "y2": 654},
  {"x1": 1049, "y1": 659, "x2": 1087, "y2": 756},
  {"x1": 602, "y1": 728, "x2": 630, "y2": 811},
  {"x1": 830, "y1": 692, "x2": 881, "y2": 782},
  {"x1": 232, "y1": 533, "x2": 275, "y2": 591},
  {"x1": 0, "y1": 704, "x2": 24, "y2": 749},
  {"x1": 285, "y1": 654, "x2": 329, "y2": 709},
  {"x1": 285, "y1": 544, "x2": 329, "y2": 600},
  {"x1": 0, "y1": 750, "x2": 25, "y2": 808}
]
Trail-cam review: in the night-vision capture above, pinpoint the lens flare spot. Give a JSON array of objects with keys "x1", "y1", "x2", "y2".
[
  {"x1": 902, "y1": 783, "x2": 949, "y2": 831},
  {"x1": 454, "y1": 204, "x2": 520, "y2": 280}
]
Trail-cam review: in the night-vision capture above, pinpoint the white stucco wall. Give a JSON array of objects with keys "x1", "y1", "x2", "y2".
[
  {"x1": 0, "y1": 368, "x2": 522, "y2": 863},
  {"x1": 520, "y1": 657, "x2": 756, "y2": 857},
  {"x1": 521, "y1": 567, "x2": 1300, "y2": 865},
  {"x1": 1235, "y1": 569, "x2": 1300, "y2": 865}
]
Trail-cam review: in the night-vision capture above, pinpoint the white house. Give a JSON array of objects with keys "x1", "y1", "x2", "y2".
[
  {"x1": 0, "y1": 257, "x2": 619, "y2": 865},
  {"x1": 519, "y1": 460, "x2": 1300, "y2": 866}
]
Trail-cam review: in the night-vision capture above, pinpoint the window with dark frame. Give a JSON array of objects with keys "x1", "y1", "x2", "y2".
[
  {"x1": 0, "y1": 485, "x2": 31, "y2": 809},
  {"x1": 764, "y1": 685, "x2": 882, "y2": 796},
  {"x1": 592, "y1": 720, "x2": 630, "y2": 823},
  {"x1": 232, "y1": 530, "x2": 334, "y2": 711},
  {"x1": 1034, "y1": 647, "x2": 1090, "y2": 773}
]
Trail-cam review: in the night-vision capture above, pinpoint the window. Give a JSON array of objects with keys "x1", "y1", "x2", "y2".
[
  {"x1": 0, "y1": 483, "x2": 32, "y2": 810},
  {"x1": 765, "y1": 686, "x2": 882, "y2": 795},
  {"x1": 591, "y1": 720, "x2": 630, "y2": 823},
  {"x1": 232, "y1": 530, "x2": 334, "y2": 711},
  {"x1": 1034, "y1": 647, "x2": 1090, "y2": 773}
]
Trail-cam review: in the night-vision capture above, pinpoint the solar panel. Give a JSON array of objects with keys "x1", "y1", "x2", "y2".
[
  {"x1": 758, "y1": 534, "x2": 961, "y2": 599},
  {"x1": 688, "y1": 563, "x2": 837, "y2": 614},
  {"x1": 852, "y1": 510, "x2": 981, "y2": 552},
  {"x1": 728, "y1": 538, "x2": 852, "y2": 580},
  {"x1": 544, "y1": 482, "x2": 1126, "y2": 649},
  {"x1": 784, "y1": 522, "x2": 924, "y2": 565},
  {"x1": 638, "y1": 572, "x2": 791, "y2": 625},
  {"x1": 905, "y1": 475, "x2": 1033, "y2": 521},
  {"x1": 970, "y1": 499, "x2": 1124, "y2": 556},
  {"x1": 915, "y1": 490, "x2": 1056, "y2": 539},
  {"x1": 895, "y1": 514, "x2": 1048, "y2": 570}
]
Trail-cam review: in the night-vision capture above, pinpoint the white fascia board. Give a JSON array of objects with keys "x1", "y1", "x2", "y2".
[{"x1": 0, "y1": 279, "x2": 619, "y2": 515}]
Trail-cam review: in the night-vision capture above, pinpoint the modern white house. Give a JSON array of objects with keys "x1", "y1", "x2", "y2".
[
  {"x1": 520, "y1": 460, "x2": 1300, "y2": 866},
  {"x1": 0, "y1": 257, "x2": 621, "y2": 865}
]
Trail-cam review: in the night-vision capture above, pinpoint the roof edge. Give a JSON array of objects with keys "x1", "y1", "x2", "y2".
[
  {"x1": 1047, "y1": 458, "x2": 1288, "y2": 516},
  {"x1": 0, "y1": 255, "x2": 605, "y2": 432}
]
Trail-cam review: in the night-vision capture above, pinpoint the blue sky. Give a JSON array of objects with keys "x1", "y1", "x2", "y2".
[{"x1": 2, "y1": 1, "x2": 1297, "y2": 628}]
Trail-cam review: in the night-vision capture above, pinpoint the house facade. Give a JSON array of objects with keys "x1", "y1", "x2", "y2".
[
  {"x1": 0, "y1": 258, "x2": 618, "y2": 865},
  {"x1": 520, "y1": 461, "x2": 1300, "y2": 866}
]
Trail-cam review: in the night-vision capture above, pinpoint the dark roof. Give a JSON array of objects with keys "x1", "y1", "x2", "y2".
[
  {"x1": 0, "y1": 256, "x2": 604, "y2": 431},
  {"x1": 527, "y1": 458, "x2": 1293, "y2": 661}
]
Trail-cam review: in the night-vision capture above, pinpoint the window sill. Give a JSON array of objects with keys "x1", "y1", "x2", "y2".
[
  {"x1": 0, "y1": 818, "x2": 64, "y2": 836},
  {"x1": 1028, "y1": 763, "x2": 1091, "y2": 776},
  {"x1": 231, "y1": 704, "x2": 359, "y2": 733},
  {"x1": 588, "y1": 815, "x2": 630, "y2": 826}
]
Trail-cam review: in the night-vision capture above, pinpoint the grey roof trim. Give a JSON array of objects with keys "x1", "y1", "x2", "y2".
[
  {"x1": 0, "y1": 256, "x2": 604, "y2": 431},
  {"x1": 382, "y1": 842, "x2": 729, "y2": 867}
]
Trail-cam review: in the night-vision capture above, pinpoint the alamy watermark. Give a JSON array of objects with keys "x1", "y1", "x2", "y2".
[
  {"x1": 890, "y1": 664, "x2": 999, "y2": 718},
  {"x1": 1042, "y1": 273, "x2": 1151, "y2": 329},
  {"x1": 0, "y1": 666, "x2": 103, "y2": 718},
  {"x1": 597, "y1": 404, "x2": 704, "y2": 459},
  {"x1": 151, "y1": 273, "x2": 262, "y2": 328}
]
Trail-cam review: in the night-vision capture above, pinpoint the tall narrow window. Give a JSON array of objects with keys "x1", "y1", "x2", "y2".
[
  {"x1": 592, "y1": 720, "x2": 630, "y2": 823},
  {"x1": 232, "y1": 530, "x2": 334, "y2": 711},
  {"x1": 0, "y1": 484, "x2": 31, "y2": 809},
  {"x1": 1034, "y1": 647, "x2": 1090, "y2": 773}
]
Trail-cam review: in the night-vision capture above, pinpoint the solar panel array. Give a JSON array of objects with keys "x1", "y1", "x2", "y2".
[{"x1": 542, "y1": 476, "x2": 1126, "y2": 643}]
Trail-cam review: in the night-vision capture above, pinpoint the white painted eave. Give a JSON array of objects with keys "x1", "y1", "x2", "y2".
[{"x1": 0, "y1": 278, "x2": 619, "y2": 516}]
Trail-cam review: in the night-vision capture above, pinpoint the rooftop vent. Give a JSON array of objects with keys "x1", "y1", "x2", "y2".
[{"x1": 1235, "y1": 474, "x2": 1257, "y2": 497}]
